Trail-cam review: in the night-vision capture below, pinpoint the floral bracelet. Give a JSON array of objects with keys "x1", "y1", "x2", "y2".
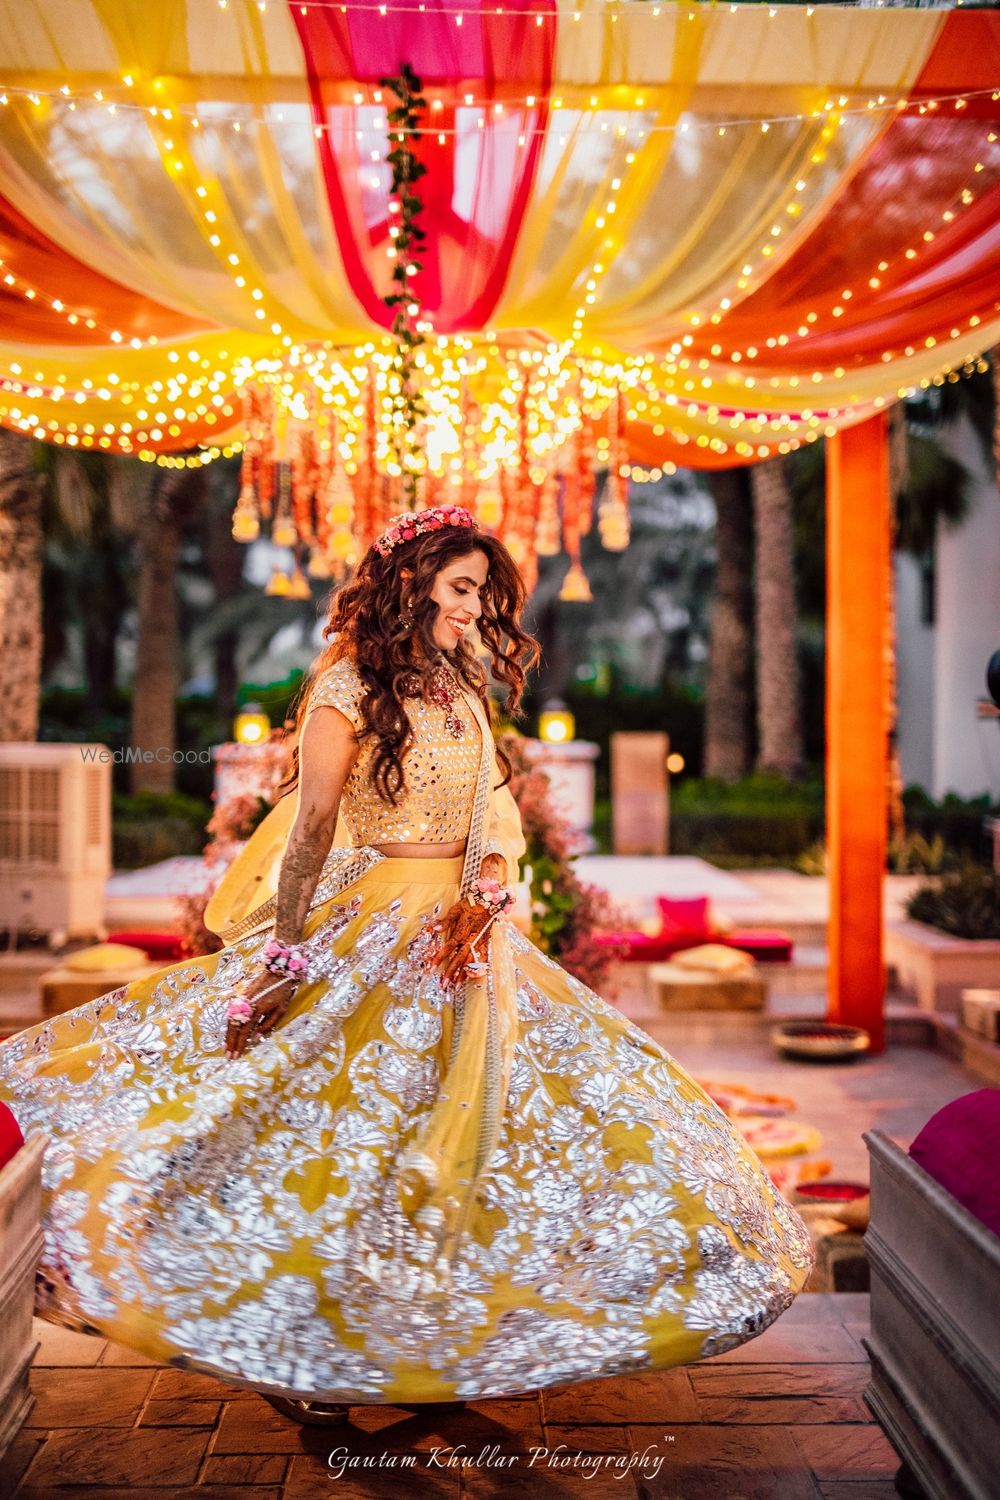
[
  {"x1": 262, "y1": 937, "x2": 309, "y2": 979},
  {"x1": 469, "y1": 877, "x2": 516, "y2": 919}
]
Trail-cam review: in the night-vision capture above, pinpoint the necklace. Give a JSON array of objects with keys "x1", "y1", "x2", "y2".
[{"x1": 428, "y1": 662, "x2": 466, "y2": 739}]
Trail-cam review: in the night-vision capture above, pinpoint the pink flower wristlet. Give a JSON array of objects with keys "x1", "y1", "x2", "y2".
[
  {"x1": 469, "y1": 878, "x2": 516, "y2": 919},
  {"x1": 262, "y1": 938, "x2": 308, "y2": 979}
]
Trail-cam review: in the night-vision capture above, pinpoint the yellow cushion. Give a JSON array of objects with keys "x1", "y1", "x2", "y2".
[
  {"x1": 64, "y1": 943, "x2": 150, "y2": 973},
  {"x1": 671, "y1": 943, "x2": 754, "y2": 975}
]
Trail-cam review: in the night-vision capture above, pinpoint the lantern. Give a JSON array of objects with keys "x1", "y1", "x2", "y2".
[
  {"x1": 539, "y1": 704, "x2": 575, "y2": 744},
  {"x1": 234, "y1": 705, "x2": 270, "y2": 745}
]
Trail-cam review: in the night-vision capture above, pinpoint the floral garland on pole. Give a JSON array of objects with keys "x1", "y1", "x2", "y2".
[{"x1": 381, "y1": 63, "x2": 428, "y2": 509}]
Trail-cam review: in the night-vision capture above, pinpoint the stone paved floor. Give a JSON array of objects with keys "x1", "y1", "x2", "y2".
[{"x1": 1, "y1": 1294, "x2": 899, "y2": 1499}]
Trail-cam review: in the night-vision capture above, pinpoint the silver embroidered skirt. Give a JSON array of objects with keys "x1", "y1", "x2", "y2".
[{"x1": 0, "y1": 854, "x2": 814, "y2": 1402}]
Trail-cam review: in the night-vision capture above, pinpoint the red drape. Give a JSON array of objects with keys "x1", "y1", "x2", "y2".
[{"x1": 290, "y1": 0, "x2": 555, "y2": 333}]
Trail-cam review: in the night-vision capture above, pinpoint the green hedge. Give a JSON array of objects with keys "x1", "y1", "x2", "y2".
[
  {"x1": 669, "y1": 774, "x2": 823, "y2": 859},
  {"x1": 112, "y1": 790, "x2": 211, "y2": 869},
  {"x1": 670, "y1": 810, "x2": 822, "y2": 859}
]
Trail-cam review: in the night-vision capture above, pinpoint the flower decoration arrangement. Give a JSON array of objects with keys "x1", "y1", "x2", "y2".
[{"x1": 497, "y1": 729, "x2": 628, "y2": 994}]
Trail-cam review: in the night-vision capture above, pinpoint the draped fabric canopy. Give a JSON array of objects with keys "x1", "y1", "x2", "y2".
[{"x1": 0, "y1": 0, "x2": 998, "y2": 469}]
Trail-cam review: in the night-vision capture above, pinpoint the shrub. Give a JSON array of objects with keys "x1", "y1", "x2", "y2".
[
  {"x1": 112, "y1": 789, "x2": 211, "y2": 868},
  {"x1": 902, "y1": 787, "x2": 996, "y2": 865},
  {"x1": 670, "y1": 774, "x2": 823, "y2": 861},
  {"x1": 906, "y1": 865, "x2": 1000, "y2": 941},
  {"x1": 888, "y1": 831, "x2": 948, "y2": 875}
]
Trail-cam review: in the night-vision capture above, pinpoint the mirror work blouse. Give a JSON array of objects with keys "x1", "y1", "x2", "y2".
[{"x1": 305, "y1": 653, "x2": 485, "y2": 847}]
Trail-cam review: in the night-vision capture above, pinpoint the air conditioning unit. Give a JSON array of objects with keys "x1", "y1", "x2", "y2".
[{"x1": 0, "y1": 744, "x2": 111, "y2": 946}]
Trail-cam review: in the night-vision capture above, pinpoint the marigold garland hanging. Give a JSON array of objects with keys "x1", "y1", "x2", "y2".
[{"x1": 381, "y1": 62, "x2": 428, "y2": 511}]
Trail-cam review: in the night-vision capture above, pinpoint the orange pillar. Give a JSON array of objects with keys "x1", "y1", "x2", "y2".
[{"x1": 826, "y1": 413, "x2": 890, "y2": 1053}]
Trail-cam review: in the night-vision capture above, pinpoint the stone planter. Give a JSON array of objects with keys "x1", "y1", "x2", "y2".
[
  {"x1": 864, "y1": 1129, "x2": 1000, "y2": 1500},
  {"x1": 0, "y1": 1133, "x2": 46, "y2": 1461},
  {"x1": 886, "y1": 920, "x2": 1000, "y2": 1015}
]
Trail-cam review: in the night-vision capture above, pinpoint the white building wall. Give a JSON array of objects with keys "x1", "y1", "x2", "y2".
[
  {"x1": 932, "y1": 417, "x2": 1000, "y2": 799},
  {"x1": 895, "y1": 552, "x2": 935, "y2": 792}
]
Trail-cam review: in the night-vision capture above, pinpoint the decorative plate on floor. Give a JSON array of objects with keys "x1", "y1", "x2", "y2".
[{"x1": 734, "y1": 1116, "x2": 824, "y2": 1159}]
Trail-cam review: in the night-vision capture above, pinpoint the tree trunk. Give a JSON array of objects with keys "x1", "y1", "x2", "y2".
[
  {"x1": 202, "y1": 469, "x2": 246, "y2": 737},
  {"x1": 704, "y1": 467, "x2": 754, "y2": 780},
  {"x1": 130, "y1": 468, "x2": 205, "y2": 793},
  {"x1": 0, "y1": 432, "x2": 44, "y2": 741},
  {"x1": 56, "y1": 453, "x2": 133, "y2": 716},
  {"x1": 751, "y1": 457, "x2": 804, "y2": 776}
]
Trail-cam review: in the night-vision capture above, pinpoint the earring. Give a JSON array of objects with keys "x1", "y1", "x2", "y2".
[{"x1": 400, "y1": 599, "x2": 414, "y2": 630}]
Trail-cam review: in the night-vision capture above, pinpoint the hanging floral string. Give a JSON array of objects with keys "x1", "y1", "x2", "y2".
[{"x1": 381, "y1": 62, "x2": 428, "y2": 510}]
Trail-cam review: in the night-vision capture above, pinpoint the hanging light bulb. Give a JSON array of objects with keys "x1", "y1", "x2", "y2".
[
  {"x1": 559, "y1": 561, "x2": 592, "y2": 602},
  {"x1": 307, "y1": 548, "x2": 332, "y2": 579},
  {"x1": 264, "y1": 566, "x2": 292, "y2": 597},
  {"x1": 272, "y1": 516, "x2": 298, "y2": 549},
  {"x1": 286, "y1": 565, "x2": 312, "y2": 600}
]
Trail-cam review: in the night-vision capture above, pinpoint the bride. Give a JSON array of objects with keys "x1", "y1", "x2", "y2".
[{"x1": 0, "y1": 502, "x2": 813, "y2": 1423}]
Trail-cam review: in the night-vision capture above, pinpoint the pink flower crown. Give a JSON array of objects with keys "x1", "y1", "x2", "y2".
[{"x1": 373, "y1": 504, "x2": 477, "y2": 558}]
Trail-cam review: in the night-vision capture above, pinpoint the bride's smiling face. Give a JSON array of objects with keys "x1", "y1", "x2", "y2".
[{"x1": 427, "y1": 549, "x2": 489, "y2": 653}]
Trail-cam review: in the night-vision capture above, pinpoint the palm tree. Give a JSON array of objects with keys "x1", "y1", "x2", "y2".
[
  {"x1": 751, "y1": 456, "x2": 804, "y2": 777},
  {"x1": 199, "y1": 458, "x2": 247, "y2": 736},
  {"x1": 704, "y1": 467, "x2": 755, "y2": 780},
  {"x1": 42, "y1": 450, "x2": 143, "y2": 716},
  {"x1": 0, "y1": 432, "x2": 44, "y2": 741},
  {"x1": 130, "y1": 466, "x2": 207, "y2": 793}
]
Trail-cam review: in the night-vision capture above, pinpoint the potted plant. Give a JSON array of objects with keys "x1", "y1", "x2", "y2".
[{"x1": 887, "y1": 865, "x2": 1000, "y2": 1014}]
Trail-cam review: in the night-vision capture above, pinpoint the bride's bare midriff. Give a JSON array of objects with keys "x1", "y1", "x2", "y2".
[{"x1": 372, "y1": 841, "x2": 467, "y2": 858}]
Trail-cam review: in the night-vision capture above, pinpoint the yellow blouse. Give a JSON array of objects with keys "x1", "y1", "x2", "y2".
[
  {"x1": 305, "y1": 653, "x2": 482, "y2": 846},
  {"x1": 203, "y1": 654, "x2": 527, "y2": 941}
]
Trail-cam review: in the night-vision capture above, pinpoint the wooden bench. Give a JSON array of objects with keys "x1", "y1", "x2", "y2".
[
  {"x1": 0, "y1": 1134, "x2": 46, "y2": 1462},
  {"x1": 863, "y1": 1129, "x2": 1000, "y2": 1500}
]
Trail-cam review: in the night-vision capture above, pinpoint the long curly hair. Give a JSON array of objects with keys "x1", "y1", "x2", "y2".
[{"x1": 283, "y1": 524, "x2": 541, "y2": 804}]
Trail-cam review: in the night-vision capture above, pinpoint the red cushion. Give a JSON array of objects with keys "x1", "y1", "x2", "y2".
[
  {"x1": 656, "y1": 896, "x2": 711, "y2": 941},
  {"x1": 107, "y1": 929, "x2": 186, "y2": 962},
  {"x1": 725, "y1": 929, "x2": 794, "y2": 963},
  {"x1": 0, "y1": 1102, "x2": 23, "y2": 1171},
  {"x1": 909, "y1": 1090, "x2": 1000, "y2": 1239}
]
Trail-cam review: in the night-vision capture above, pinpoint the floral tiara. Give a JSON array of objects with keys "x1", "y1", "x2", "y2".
[{"x1": 373, "y1": 504, "x2": 477, "y2": 558}]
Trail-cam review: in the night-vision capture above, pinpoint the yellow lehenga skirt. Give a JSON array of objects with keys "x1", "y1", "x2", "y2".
[{"x1": 0, "y1": 854, "x2": 813, "y2": 1403}]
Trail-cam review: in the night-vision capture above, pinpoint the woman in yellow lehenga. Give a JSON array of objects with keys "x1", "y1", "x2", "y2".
[{"x1": 0, "y1": 504, "x2": 813, "y2": 1424}]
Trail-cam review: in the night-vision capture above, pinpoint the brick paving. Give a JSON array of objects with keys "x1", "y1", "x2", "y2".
[{"x1": 0, "y1": 1294, "x2": 901, "y2": 1499}]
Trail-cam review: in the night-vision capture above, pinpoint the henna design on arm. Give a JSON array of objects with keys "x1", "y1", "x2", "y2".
[{"x1": 273, "y1": 813, "x2": 337, "y2": 946}]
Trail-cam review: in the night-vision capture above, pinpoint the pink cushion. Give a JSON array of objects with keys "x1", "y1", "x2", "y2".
[
  {"x1": 107, "y1": 929, "x2": 186, "y2": 962},
  {"x1": 909, "y1": 1090, "x2": 1000, "y2": 1239},
  {"x1": 0, "y1": 1102, "x2": 23, "y2": 1171},
  {"x1": 656, "y1": 896, "x2": 711, "y2": 941}
]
